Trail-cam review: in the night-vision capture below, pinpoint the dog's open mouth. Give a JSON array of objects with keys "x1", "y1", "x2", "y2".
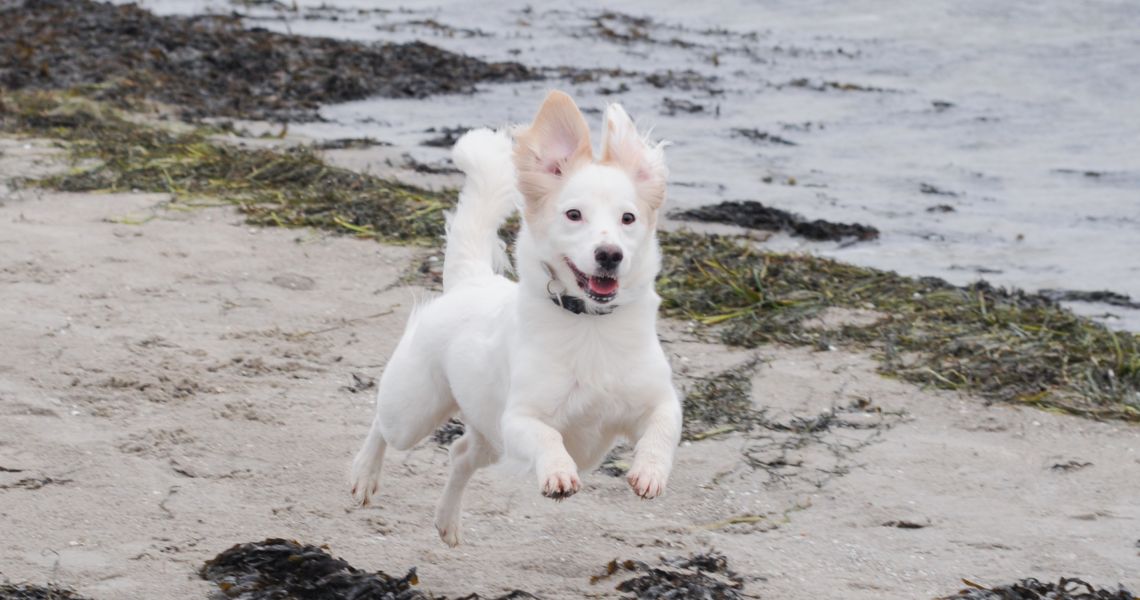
[{"x1": 565, "y1": 258, "x2": 619, "y2": 303}]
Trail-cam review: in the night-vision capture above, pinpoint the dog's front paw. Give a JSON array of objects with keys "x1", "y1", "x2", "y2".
[
  {"x1": 627, "y1": 462, "x2": 668, "y2": 499},
  {"x1": 539, "y1": 468, "x2": 581, "y2": 501}
]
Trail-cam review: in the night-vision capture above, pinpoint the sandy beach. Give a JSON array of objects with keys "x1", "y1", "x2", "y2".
[{"x1": 1, "y1": 138, "x2": 1137, "y2": 599}]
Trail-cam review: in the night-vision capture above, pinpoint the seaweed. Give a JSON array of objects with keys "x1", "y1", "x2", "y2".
[
  {"x1": 657, "y1": 230, "x2": 1140, "y2": 421},
  {"x1": 597, "y1": 446, "x2": 631, "y2": 477},
  {"x1": 0, "y1": 0, "x2": 536, "y2": 121},
  {"x1": 394, "y1": 153, "x2": 461, "y2": 175},
  {"x1": 740, "y1": 398, "x2": 904, "y2": 487},
  {"x1": 374, "y1": 18, "x2": 493, "y2": 39},
  {"x1": 1050, "y1": 460, "x2": 1092, "y2": 472},
  {"x1": 882, "y1": 520, "x2": 927, "y2": 529},
  {"x1": 315, "y1": 138, "x2": 390, "y2": 150},
  {"x1": 920, "y1": 183, "x2": 959, "y2": 196},
  {"x1": 341, "y1": 373, "x2": 377, "y2": 394},
  {"x1": 431, "y1": 418, "x2": 466, "y2": 446},
  {"x1": 596, "y1": 83, "x2": 632, "y2": 95},
  {"x1": 201, "y1": 538, "x2": 537, "y2": 599},
  {"x1": 1040, "y1": 289, "x2": 1140, "y2": 310},
  {"x1": 588, "y1": 11, "x2": 656, "y2": 46},
  {"x1": 670, "y1": 200, "x2": 879, "y2": 242},
  {"x1": 421, "y1": 126, "x2": 472, "y2": 148},
  {"x1": 680, "y1": 359, "x2": 760, "y2": 440},
  {"x1": 937, "y1": 577, "x2": 1136, "y2": 600},
  {"x1": 591, "y1": 552, "x2": 744, "y2": 600},
  {"x1": 0, "y1": 583, "x2": 92, "y2": 600},
  {"x1": 730, "y1": 128, "x2": 796, "y2": 146},
  {"x1": 202, "y1": 538, "x2": 422, "y2": 599},
  {"x1": 0, "y1": 476, "x2": 72, "y2": 490},
  {"x1": 660, "y1": 97, "x2": 705, "y2": 115},
  {"x1": 784, "y1": 78, "x2": 894, "y2": 93},
  {"x1": 1052, "y1": 169, "x2": 1140, "y2": 185},
  {"x1": 643, "y1": 70, "x2": 722, "y2": 93},
  {"x1": 0, "y1": 91, "x2": 453, "y2": 244}
]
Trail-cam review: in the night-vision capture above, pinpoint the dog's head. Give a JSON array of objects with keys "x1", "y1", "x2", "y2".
[{"x1": 513, "y1": 91, "x2": 668, "y2": 310}]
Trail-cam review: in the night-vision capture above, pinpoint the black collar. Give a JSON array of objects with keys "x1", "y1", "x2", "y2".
[
  {"x1": 550, "y1": 294, "x2": 614, "y2": 316},
  {"x1": 542, "y1": 261, "x2": 616, "y2": 316}
]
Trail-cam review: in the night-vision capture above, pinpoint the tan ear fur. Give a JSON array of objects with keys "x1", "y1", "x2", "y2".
[
  {"x1": 601, "y1": 104, "x2": 668, "y2": 210},
  {"x1": 513, "y1": 91, "x2": 594, "y2": 216}
]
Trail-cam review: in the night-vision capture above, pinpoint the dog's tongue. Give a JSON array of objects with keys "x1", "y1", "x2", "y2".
[{"x1": 588, "y1": 276, "x2": 618, "y2": 296}]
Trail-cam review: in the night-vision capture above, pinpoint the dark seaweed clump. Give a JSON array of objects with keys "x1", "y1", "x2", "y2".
[
  {"x1": 0, "y1": 0, "x2": 536, "y2": 121},
  {"x1": 938, "y1": 577, "x2": 1136, "y2": 600},
  {"x1": 657, "y1": 230, "x2": 1140, "y2": 420},
  {"x1": 0, "y1": 584, "x2": 91, "y2": 600},
  {"x1": 592, "y1": 553, "x2": 744, "y2": 600},
  {"x1": 0, "y1": 91, "x2": 453, "y2": 243},
  {"x1": 201, "y1": 538, "x2": 538, "y2": 600},
  {"x1": 671, "y1": 200, "x2": 879, "y2": 242},
  {"x1": 202, "y1": 538, "x2": 423, "y2": 599}
]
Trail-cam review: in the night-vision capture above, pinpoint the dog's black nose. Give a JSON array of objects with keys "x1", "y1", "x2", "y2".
[{"x1": 594, "y1": 245, "x2": 623, "y2": 271}]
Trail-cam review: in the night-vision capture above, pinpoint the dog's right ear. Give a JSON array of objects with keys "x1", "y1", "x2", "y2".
[{"x1": 514, "y1": 91, "x2": 593, "y2": 208}]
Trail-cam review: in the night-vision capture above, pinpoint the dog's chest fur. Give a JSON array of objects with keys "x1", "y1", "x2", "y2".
[{"x1": 521, "y1": 310, "x2": 662, "y2": 427}]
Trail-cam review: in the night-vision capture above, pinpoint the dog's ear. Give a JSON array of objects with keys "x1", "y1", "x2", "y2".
[
  {"x1": 514, "y1": 91, "x2": 593, "y2": 208},
  {"x1": 601, "y1": 103, "x2": 668, "y2": 210}
]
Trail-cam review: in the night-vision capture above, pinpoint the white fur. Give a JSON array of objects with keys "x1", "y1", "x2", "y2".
[{"x1": 350, "y1": 98, "x2": 682, "y2": 548}]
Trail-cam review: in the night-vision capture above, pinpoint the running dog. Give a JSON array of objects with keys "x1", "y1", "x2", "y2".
[{"x1": 350, "y1": 90, "x2": 681, "y2": 547}]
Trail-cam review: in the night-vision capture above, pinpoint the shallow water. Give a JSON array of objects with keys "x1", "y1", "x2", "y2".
[{"x1": 125, "y1": 0, "x2": 1140, "y2": 330}]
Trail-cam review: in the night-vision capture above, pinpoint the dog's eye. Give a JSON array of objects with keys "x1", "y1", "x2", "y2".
[
  {"x1": 565, "y1": 209, "x2": 582, "y2": 222},
  {"x1": 621, "y1": 212, "x2": 636, "y2": 225}
]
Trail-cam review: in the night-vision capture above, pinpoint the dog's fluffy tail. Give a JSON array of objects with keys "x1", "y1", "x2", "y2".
[{"x1": 442, "y1": 128, "x2": 519, "y2": 293}]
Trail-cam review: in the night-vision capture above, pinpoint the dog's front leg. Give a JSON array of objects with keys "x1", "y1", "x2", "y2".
[
  {"x1": 502, "y1": 411, "x2": 580, "y2": 500},
  {"x1": 627, "y1": 390, "x2": 682, "y2": 499}
]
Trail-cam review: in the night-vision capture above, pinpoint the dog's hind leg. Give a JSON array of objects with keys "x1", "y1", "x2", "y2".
[
  {"x1": 351, "y1": 337, "x2": 455, "y2": 507},
  {"x1": 350, "y1": 418, "x2": 388, "y2": 507},
  {"x1": 435, "y1": 429, "x2": 495, "y2": 547}
]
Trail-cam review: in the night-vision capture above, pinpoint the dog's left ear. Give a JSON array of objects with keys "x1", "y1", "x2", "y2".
[{"x1": 601, "y1": 104, "x2": 668, "y2": 210}]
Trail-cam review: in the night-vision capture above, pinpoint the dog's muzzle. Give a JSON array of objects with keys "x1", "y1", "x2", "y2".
[{"x1": 543, "y1": 263, "x2": 615, "y2": 316}]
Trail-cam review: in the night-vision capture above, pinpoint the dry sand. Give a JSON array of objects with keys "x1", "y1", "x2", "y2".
[{"x1": 1, "y1": 137, "x2": 1138, "y2": 599}]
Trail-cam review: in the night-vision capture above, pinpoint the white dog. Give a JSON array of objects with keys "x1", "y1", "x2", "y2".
[{"x1": 350, "y1": 90, "x2": 682, "y2": 547}]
